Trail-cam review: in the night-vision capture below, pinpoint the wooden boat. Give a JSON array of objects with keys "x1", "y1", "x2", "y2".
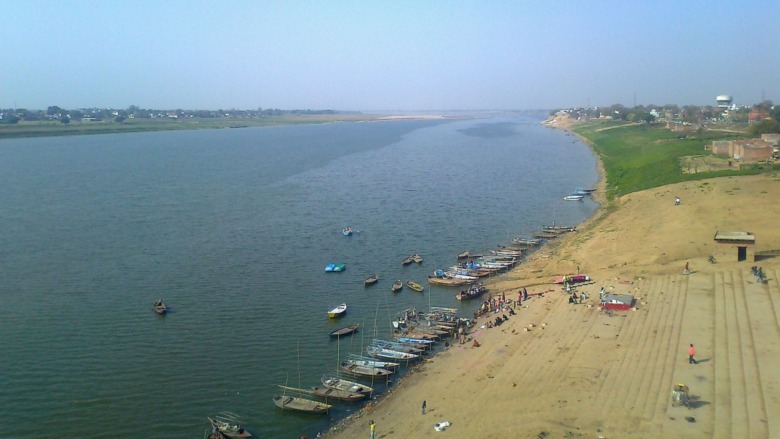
[
  {"x1": 273, "y1": 390, "x2": 331, "y2": 414},
  {"x1": 406, "y1": 280, "x2": 424, "y2": 292},
  {"x1": 391, "y1": 280, "x2": 403, "y2": 293},
  {"x1": 329, "y1": 322, "x2": 359, "y2": 338},
  {"x1": 153, "y1": 299, "x2": 167, "y2": 315},
  {"x1": 342, "y1": 227, "x2": 353, "y2": 236},
  {"x1": 456, "y1": 284, "x2": 489, "y2": 301},
  {"x1": 328, "y1": 303, "x2": 348, "y2": 318},
  {"x1": 345, "y1": 355, "x2": 400, "y2": 370},
  {"x1": 427, "y1": 275, "x2": 469, "y2": 287},
  {"x1": 402, "y1": 255, "x2": 414, "y2": 265},
  {"x1": 366, "y1": 345, "x2": 420, "y2": 361},
  {"x1": 554, "y1": 274, "x2": 590, "y2": 284},
  {"x1": 310, "y1": 385, "x2": 366, "y2": 401},
  {"x1": 340, "y1": 360, "x2": 393, "y2": 378},
  {"x1": 208, "y1": 413, "x2": 251, "y2": 438},
  {"x1": 364, "y1": 274, "x2": 379, "y2": 286},
  {"x1": 457, "y1": 251, "x2": 470, "y2": 259},
  {"x1": 321, "y1": 374, "x2": 374, "y2": 395},
  {"x1": 371, "y1": 339, "x2": 424, "y2": 354},
  {"x1": 412, "y1": 253, "x2": 423, "y2": 264}
]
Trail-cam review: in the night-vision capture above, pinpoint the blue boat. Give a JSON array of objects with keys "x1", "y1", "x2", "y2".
[{"x1": 325, "y1": 263, "x2": 346, "y2": 272}]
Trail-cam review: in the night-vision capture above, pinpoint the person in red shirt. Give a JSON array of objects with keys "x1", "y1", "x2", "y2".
[{"x1": 688, "y1": 344, "x2": 697, "y2": 364}]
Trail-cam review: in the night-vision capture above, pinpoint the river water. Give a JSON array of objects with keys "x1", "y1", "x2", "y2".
[{"x1": 0, "y1": 114, "x2": 598, "y2": 438}]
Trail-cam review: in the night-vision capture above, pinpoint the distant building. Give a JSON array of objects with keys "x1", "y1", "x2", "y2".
[
  {"x1": 716, "y1": 94, "x2": 733, "y2": 109},
  {"x1": 707, "y1": 138, "x2": 773, "y2": 162},
  {"x1": 748, "y1": 108, "x2": 770, "y2": 124}
]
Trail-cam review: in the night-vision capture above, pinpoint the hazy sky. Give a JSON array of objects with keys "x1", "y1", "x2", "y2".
[{"x1": 2, "y1": 0, "x2": 778, "y2": 111}]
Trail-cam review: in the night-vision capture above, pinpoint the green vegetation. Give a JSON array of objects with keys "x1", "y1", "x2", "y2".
[{"x1": 573, "y1": 121, "x2": 765, "y2": 201}]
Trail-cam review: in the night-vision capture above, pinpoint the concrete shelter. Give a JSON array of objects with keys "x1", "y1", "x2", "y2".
[{"x1": 713, "y1": 231, "x2": 755, "y2": 262}]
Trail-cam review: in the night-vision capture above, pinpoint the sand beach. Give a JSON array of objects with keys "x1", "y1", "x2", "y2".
[{"x1": 323, "y1": 122, "x2": 780, "y2": 438}]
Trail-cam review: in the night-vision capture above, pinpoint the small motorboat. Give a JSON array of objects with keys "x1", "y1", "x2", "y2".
[
  {"x1": 342, "y1": 227, "x2": 353, "y2": 236},
  {"x1": 328, "y1": 303, "x2": 348, "y2": 318},
  {"x1": 563, "y1": 194, "x2": 584, "y2": 201},
  {"x1": 406, "y1": 281, "x2": 424, "y2": 292},
  {"x1": 411, "y1": 253, "x2": 423, "y2": 264},
  {"x1": 456, "y1": 251, "x2": 470, "y2": 259},
  {"x1": 391, "y1": 280, "x2": 403, "y2": 293},
  {"x1": 153, "y1": 299, "x2": 167, "y2": 315},
  {"x1": 364, "y1": 274, "x2": 379, "y2": 286},
  {"x1": 402, "y1": 255, "x2": 414, "y2": 265}
]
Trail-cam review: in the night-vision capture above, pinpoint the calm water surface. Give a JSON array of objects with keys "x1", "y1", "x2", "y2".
[{"x1": 0, "y1": 115, "x2": 598, "y2": 438}]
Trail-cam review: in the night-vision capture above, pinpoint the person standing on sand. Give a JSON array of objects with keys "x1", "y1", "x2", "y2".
[
  {"x1": 370, "y1": 420, "x2": 375, "y2": 439},
  {"x1": 688, "y1": 344, "x2": 697, "y2": 364},
  {"x1": 683, "y1": 262, "x2": 690, "y2": 275},
  {"x1": 422, "y1": 400, "x2": 427, "y2": 415}
]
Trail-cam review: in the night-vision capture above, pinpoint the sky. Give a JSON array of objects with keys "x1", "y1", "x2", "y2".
[{"x1": 2, "y1": 0, "x2": 778, "y2": 111}]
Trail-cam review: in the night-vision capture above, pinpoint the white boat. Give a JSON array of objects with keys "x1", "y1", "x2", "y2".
[
  {"x1": 328, "y1": 303, "x2": 348, "y2": 318},
  {"x1": 346, "y1": 355, "x2": 400, "y2": 369},
  {"x1": 321, "y1": 374, "x2": 374, "y2": 395},
  {"x1": 563, "y1": 194, "x2": 584, "y2": 201},
  {"x1": 367, "y1": 345, "x2": 420, "y2": 361}
]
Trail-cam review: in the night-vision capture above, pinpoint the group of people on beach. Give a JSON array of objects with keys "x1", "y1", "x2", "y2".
[{"x1": 751, "y1": 266, "x2": 766, "y2": 283}]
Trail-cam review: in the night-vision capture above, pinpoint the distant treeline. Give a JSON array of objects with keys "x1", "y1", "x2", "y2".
[{"x1": 0, "y1": 106, "x2": 348, "y2": 124}]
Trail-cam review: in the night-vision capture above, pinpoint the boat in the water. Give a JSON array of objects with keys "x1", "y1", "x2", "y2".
[
  {"x1": 329, "y1": 322, "x2": 359, "y2": 338},
  {"x1": 364, "y1": 274, "x2": 379, "y2": 286},
  {"x1": 310, "y1": 385, "x2": 366, "y2": 401},
  {"x1": 456, "y1": 284, "x2": 489, "y2": 301},
  {"x1": 412, "y1": 253, "x2": 423, "y2": 264},
  {"x1": 325, "y1": 263, "x2": 346, "y2": 272},
  {"x1": 406, "y1": 280, "x2": 424, "y2": 292},
  {"x1": 345, "y1": 355, "x2": 400, "y2": 370},
  {"x1": 342, "y1": 227, "x2": 353, "y2": 236},
  {"x1": 340, "y1": 360, "x2": 393, "y2": 378},
  {"x1": 153, "y1": 299, "x2": 167, "y2": 315},
  {"x1": 391, "y1": 280, "x2": 403, "y2": 293},
  {"x1": 563, "y1": 194, "x2": 584, "y2": 201},
  {"x1": 273, "y1": 388, "x2": 331, "y2": 414},
  {"x1": 402, "y1": 255, "x2": 414, "y2": 265},
  {"x1": 208, "y1": 413, "x2": 251, "y2": 438},
  {"x1": 427, "y1": 270, "x2": 471, "y2": 286},
  {"x1": 366, "y1": 345, "x2": 420, "y2": 361},
  {"x1": 321, "y1": 374, "x2": 374, "y2": 395},
  {"x1": 328, "y1": 303, "x2": 348, "y2": 318}
]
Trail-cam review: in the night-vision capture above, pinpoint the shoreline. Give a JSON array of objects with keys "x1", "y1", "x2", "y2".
[
  {"x1": 321, "y1": 118, "x2": 780, "y2": 438},
  {"x1": 320, "y1": 117, "x2": 608, "y2": 437}
]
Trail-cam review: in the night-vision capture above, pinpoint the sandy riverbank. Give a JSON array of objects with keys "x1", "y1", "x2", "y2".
[{"x1": 322, "y1": 118, "x2": 780, "y2": 439}]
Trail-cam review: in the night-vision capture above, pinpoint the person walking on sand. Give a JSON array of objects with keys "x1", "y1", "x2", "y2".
[
  {"x1": 370, "y1": 420, "x2": 375, "y2": 439},
  {"x1": 688, "y1": 344, "x2": 697, "y2": 364},
  {"x1": 683, "y1": 262, "x2": 690, "y2": 275},
  {"x1": 422, "y1": 400, "x2": 427, "y2": 415}
]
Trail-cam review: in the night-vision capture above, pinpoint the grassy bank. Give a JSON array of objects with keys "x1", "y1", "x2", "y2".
[
  {"x1": 572, "y1": 121, "x2": 769, "y2": 200},
  {"x1": 0, "y1": 114, "x2": 389, "y2": 139}
]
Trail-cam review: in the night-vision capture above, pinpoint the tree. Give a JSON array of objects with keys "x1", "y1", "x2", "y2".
[{"x1": 748, "y1": 119, "x2": 780, "y2": 135}]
